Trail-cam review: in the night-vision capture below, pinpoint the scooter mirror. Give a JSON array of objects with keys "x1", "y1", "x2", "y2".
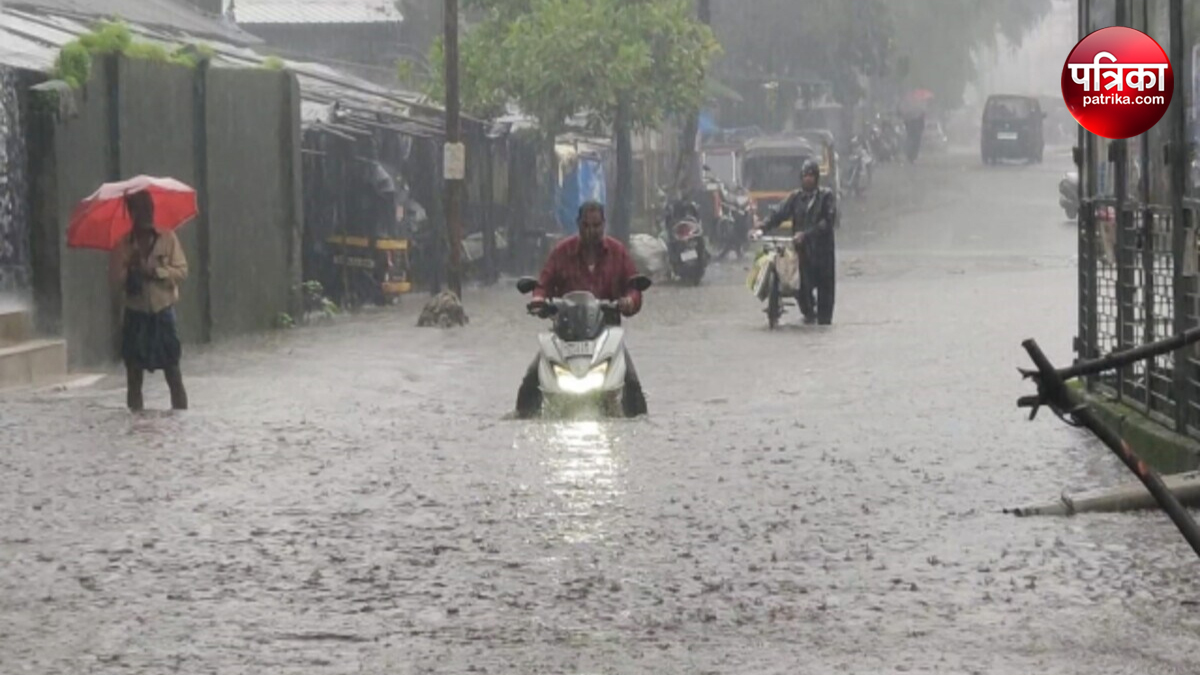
[
  {"x1": 628, "y1": 275, "x2": 653, "y2": 293},
  {"x1": 516, "y1": 277, "x2": 539, "y2": 295}
]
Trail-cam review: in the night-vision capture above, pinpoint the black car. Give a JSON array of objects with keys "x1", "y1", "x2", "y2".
[{"x1": 981, "y1": 94, "x2": 1045, "y2": 164}]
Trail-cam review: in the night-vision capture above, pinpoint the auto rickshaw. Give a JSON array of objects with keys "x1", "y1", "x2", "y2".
[
  {"x1": 741, "y1": 135, "x2": 823, "y2": 232},
  {"x1": 325, "y1": 162, "x2": 413, "y2": 307}
]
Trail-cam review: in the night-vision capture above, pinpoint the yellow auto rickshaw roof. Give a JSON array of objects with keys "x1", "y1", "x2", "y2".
[{"x1": 741, "y1": 136, "x2": 821, "y2": 157}]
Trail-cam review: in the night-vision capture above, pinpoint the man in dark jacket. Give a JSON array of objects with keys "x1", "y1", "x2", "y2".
[{"x1": 751, "y1": 159, "x2": 837, "y2": 325}]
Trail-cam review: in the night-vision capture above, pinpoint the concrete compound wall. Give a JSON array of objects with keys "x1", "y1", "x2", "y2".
[
  {"x1": 117, "y1": 58, "x2": 205, "y2": 345},
  {"x1": 28, "y1": 55, "x2": 302, "y2": 368},
  {"x1": 205, "y1": 68, "x2": 300, "y2": 340},
  {"x1": 36, "y1": 64, "x2": 117, "y2": 366}
]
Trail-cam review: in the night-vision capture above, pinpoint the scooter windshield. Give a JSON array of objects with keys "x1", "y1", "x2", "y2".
[{"x1": 554, "y1": 292, "x2": 606, "y2": 342}]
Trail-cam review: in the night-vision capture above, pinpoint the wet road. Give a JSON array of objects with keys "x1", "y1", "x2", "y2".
[{"x1": 4, "y1": 147, "x2": 1200, "y2": 674}]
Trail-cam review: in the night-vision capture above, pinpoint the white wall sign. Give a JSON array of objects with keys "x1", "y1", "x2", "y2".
[{"x1": 444, "y1": 142, "x2": 465, "y2": 181}]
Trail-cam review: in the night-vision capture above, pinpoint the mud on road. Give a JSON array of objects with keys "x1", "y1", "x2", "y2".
[{"x1": 3, "y1": 148, "x2": 1199, "y2": 674}]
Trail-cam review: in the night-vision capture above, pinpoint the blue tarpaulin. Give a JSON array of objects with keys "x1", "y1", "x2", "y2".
[{"x1": 556, "y1": 155, "x2": 607, "y2": 234}]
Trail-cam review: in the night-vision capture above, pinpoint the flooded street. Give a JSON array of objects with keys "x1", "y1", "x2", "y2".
[{"x1": 5, "y1": 147, "x2": 1200, "y2": 674}]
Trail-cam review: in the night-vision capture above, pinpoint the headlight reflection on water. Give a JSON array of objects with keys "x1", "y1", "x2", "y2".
[{"x1": 541, "y1": 420, "x2": 625, "y2": 544}]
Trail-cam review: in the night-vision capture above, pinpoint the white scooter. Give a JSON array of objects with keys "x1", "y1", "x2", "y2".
[{"x1": 515, "y1": 275, "x2": 651, "y2": 419}]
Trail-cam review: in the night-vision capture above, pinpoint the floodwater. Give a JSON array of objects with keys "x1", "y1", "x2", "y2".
[{"x1": 3, "y1": 146, "x2": 1199, "y2": 674}]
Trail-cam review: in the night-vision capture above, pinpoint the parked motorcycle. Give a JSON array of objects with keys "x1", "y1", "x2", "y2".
[
  {"x1": 722, "y1": 186, "x2": 755, "y2": 259},
  {"x1": 868, "y1": 115, "x2": 905, "y2": 164},
  {"x1": 658, "y1": 191, "x2": 710, "y2": 285},
  {"x1": 1058, "y1": 170, "x2": 1079, "y2": 220},
  {"x1": 866, "y1": 119, "x2": 892, "y2": 164},
  {"x1": 887, "y1": 117, "x2": 908, "y2": 161},
  {"x1": 702, "y1": 165, "x2": 755, "y2": 260},
  {"x1": 515, "y1": 275, "x2": 653, "y2": 419},
  {"x1": 844, "y1": 135, "x2": 874, "y2": 198}
]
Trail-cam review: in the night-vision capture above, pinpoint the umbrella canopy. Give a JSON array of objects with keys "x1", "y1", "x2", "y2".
[
  {"x1": 900, "y1": 89, "x2": 934, "y2": 119},
  {"x1": 67, "y1": 175, "x2": 198, "y2": 251}
]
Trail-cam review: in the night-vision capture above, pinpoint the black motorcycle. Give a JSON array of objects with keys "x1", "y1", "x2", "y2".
[
  {"x1": 867, "y1": 116, "x2": 902, "y2": 164},
  {"x1": 845, "y1": 135, "x2": 874, "y2": 198},
  {"x1": 722, "y1": 186, "x2": 755, "y2": 260},
  {"x1": 702, "y1": 166, "x2": 754, "y2": 261},
  {"x1": 658, "y1": 194, "x2": 710, "y2": 286}
]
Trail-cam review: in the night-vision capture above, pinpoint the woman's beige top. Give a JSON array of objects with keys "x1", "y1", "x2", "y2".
[{"x1": 108, "y1": 230, "x2": 188, "y2": 314}]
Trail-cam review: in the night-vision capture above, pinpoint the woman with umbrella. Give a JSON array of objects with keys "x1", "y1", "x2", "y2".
[
  {"x1": 107, "y1": 190, "x2": 189, "y2": 411},
  {"x1": 900, "y1": 89, "x2": 934, "y2": 163},
  {"x1": 71, "y1": 177, "x2": 194, "y2": 411}
]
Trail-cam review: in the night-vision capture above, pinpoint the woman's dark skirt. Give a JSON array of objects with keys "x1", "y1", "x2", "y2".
[{"x1": 122, "y1": 307, "x2": 182, "y2": 372}]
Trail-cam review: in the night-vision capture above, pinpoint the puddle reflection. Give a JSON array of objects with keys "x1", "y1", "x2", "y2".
[{"x1": 541, "y1": 420, "x2": 625, "y2": 544}]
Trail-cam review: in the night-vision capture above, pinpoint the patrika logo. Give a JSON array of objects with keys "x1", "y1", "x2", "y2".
[{"x1": 1062, "y1": 26, "x2": 1174, "y2": 139}]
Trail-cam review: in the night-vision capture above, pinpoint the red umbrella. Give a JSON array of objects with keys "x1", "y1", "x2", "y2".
[{"x1": 67, "y1": 175, "x2": 198, "y2": 251}]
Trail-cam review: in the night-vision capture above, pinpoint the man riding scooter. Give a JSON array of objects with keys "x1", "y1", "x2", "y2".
[
  {"x1": 750, "y1": 159, "x2": 838, "y2": 325},
  {"x1": 516, "y1": 201, "x2": 648, "y2": 417}
]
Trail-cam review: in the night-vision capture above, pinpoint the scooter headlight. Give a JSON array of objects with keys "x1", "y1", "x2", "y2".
[{"x1": 554, "y1": 362, "x2": 609, "y2": 394}]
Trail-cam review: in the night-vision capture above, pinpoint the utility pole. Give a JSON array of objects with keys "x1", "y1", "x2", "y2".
[{"x1": 443, "y1": 0, "x2": 465, "y2": 300}]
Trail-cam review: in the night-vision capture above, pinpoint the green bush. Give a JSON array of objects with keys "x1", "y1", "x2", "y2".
[
  {"x1": 170, "y1": 43, "x2": 217, "y2": 68},
  {"x1": 52, "y1": 41, "x2": 92, "y2": 89},
  {"x1": 77, "y1": 20, "x2": 133, "y2": 55},
  {"x1": 52, "y1": 19, "x2": 212, "y2": 89},
  {"x1": 123, "y1": 42, "x2": 170, "y2": 63},
  {"x1": 262, "y1": 56, "x2": 286, "y2": 71}
]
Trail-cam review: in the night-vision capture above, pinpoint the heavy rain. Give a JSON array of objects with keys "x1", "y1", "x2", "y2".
[{"x1": 2, "y1": 1, "x2": 1200, "y2": 673}]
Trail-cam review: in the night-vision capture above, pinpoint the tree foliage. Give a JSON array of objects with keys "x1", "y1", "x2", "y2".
[
  {"x1": 891, "y1": 0, "x2": 1054, "y2": 106},
  {"x1": 710, "y1": 0, "x2": 1054, "y2": 110},
  {"x1": 424, "y1": 0, "x2": 720, "y2": 136}
]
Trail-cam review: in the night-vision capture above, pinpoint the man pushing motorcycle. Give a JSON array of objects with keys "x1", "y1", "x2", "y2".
[
  {"x1": 517, "y1": 201, "x2": 648, "y2": 417},
  {"x1": 750, "y1": 158, "x2": 838, "y2": 325}
]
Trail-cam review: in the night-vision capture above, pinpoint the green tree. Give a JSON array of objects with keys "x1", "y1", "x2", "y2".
[
  {"x1": 422, "y1": 0, "x2": 719, "y2": 242},
  {"x1": 889, "y1": 0, "x2": 1053, "y2": 107},
  {"x1": 709, "y1": 0, "x2": 1052, "y2": 123},
  {"x1": 579, "y1": 0, "x2": 721, "y2": 241}
]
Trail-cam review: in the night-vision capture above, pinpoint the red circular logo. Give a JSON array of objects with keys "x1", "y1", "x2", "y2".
[{"x1": 1061, "y1": 26, "x2": 1173, "y2": 139}]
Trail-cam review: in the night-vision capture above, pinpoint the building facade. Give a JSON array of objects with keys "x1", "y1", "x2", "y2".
[{"x1": 231, "y1": 0, "x2": 409, "y2": 87}]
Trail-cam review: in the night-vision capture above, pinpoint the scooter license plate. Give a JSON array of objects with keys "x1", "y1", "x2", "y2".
[
  {"x1": 997, "y1": 132, "x2": 1019, "y2": 140},
  {"x1": 560, "y1": 341, "x2": 594, "y2": 357},
  {"x1": 680, "y1": 249, "x2": 699, "y2": 262}
]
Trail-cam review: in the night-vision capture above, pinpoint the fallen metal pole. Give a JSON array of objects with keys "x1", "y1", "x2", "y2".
[
  {"x1": 1018, "y1": 338, "x2": 1200, "y2": 559},
  {"x1": 1020, "y1": 325, "x2": 1200, "y2": 383},
  {"x1": 1008, "y1": 471, "x2": 1200, "y2": 517}
]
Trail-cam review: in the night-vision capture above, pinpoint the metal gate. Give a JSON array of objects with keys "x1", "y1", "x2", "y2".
[{"x1": 1076, "y1": 0, "x2": 1200, "y2": 435}]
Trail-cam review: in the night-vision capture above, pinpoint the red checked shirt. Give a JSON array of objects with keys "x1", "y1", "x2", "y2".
[{"x1": 532, "y1": 235, "x2": 643, "y2": 315}]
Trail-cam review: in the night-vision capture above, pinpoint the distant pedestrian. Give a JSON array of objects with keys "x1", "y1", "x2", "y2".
[
  {"x1": 900, "y1": 91, "x2": 931, "y2": 163},
  {"x1": 108, "y1": 191, "x2": 189, "y2": 411},
  {"x1": 904, "y1": 112, "x2": 925, "y2": 163},
  {"x1": 750, "y1": 159, "x2": 837, "y2": 325}
]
